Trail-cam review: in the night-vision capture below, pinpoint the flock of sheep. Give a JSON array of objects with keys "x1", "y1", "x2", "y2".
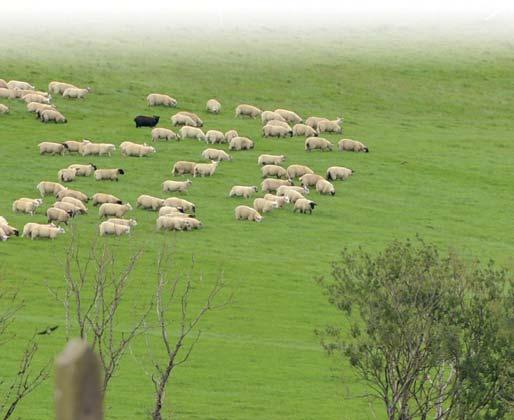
[{"x1": 0, "y1": 78, "x2": 369, "y2": 240}]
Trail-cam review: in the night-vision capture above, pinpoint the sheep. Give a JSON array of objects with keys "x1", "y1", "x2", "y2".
[
  {"x1": 263, "y1": 194, "x2": 289, "y2": 207},
  {"x1": 81, "y1": 142, "x2": 116, "y2": 157},
  {"x1": 338, "y1": 139, "x2": 369, "y2": 153},
  {"x1": 0, "y1": 222, "x2": 19, "y2": 237},
  {"x1": 63, "y1": 87, "x2": 91, "y2": 99},
  {"x1": 91, "y1": 193, "x2": 122, "y2": 206},
  {"x1": 23, "y1": 94, "x2": 50, "y2": 104},
  {"x1": 0, "y1": 88, "x2": 12, "y2": 98},
  {"x1": 292, "y1": 124, "x2": 318, "y2": 137},
  {"x1": 299, "y1": 173, "x2": 325, "y2": 188},
  {"x1": 39, "y1": 142, "x2": 68, "y2": 155},
  {"x1": 163, "y1": 198, "x2": 196, "y2": 214},
  {"x1": 7, "y1": 80, "x2": 34, "y2": 90},
  {"x1": 136, "y1": 195, "x2": 165, "y2": 210},
  {"x1": 253, "y1": 198, "x2": 278, "y2": 213},
  {"x1": 68, "y1": 163, "x2": 97, "y2": 176},
  {"x1": 262, "y1": 125, "x2": 292, "y2": 138},
  {"x1": 279, "y1": 188, "x2": 304, "y2": 204},
  {"x1": 265, "y1": 120, "x2": 292, "y2": 130},
  {"x1": 63, "y1": 140, "x2": 90, "y2": 154},
  {"x1": 326, "y1": 166, "x2": 353, "y2": 181},
  {"x1": 0, "y1": 104, "x2": 9, "y2": 114},
  {"x1": 224, "y1": 130, "x2": 239, "y2": 142},
  {"x1": 21, "y1": 222, "x2": 56, "y2": 238},
  {"x1": 61, "y1": 197, "x2": 88, "y2": 213},
  {"x1": 99, "y1": 221, "x2": 131, "y2": 236},
  {"x1": 47, "y1": 207, "x2": 71, "y2": 225},
  {"x1": 56, "y1": 188, "x2": 88, "y2": 203},
  {"x1": 261, "y1": 111, "x2": 286, "y2": 124},
  {"x1": 235, "y1": 206, "x2": 262, "y2": 222},
  {"x1": 12, "y1": 198, "x2": 43, "y2": 215},
  {"x1": 95, "y1": 168, "x2": 125, "y2": 181},
  {"x1": 184, "y1": 218, "x2": 202, "y2": 230},
  {"x1": 147, "y1": 93, "x2": 177, "y2": 107},
  {"x1": 27, "y1": 102, "x2": 55, "y2": 113},
  {"x1": 177, "y1": 111, "x2": 203, "y2": 127},
  {"x1": 287, "y1": 164, "x2": 314, "y2": 179},
  {"x1": 0, "y1": 79, "x2": 7, "y2": 88},
  {"x1": 316, "y1": 179, "x2": 336, "y2": 195},
  {"x1": 58, "y1": 168, "x2": 77, "y2": 182},
  {"x1": 171, "y1": 113, "x2": 196, "y2": 127},
  {"x1": 99, "y1": 203, "x2": 133, "y2": 218},
  {"x1": 40, "y1": 109, "x2": 66, "y2": 123},
  {"x1": 305, "y1": 116, "x2": 329, "y2": 130},
  {"x1": 229, "y1": 136, "x2": 254, "y2": 151},
  {"x1": 107, "y1": 218, "x2": 138, "y2": 227},
  {"x1": 37, "y1": 181, "x2": 65, "y2": 197},
  {"x1": 172, "y1": 161, "x2": 197, "y2": 176},
  {"x1": 205, "y1": 130, "x2": 226, "y2": 144},
  {"x1": 260, "y1": 178, "x2": 293, "y2": 193},
  {"x1": 257, "y1": 154, "x2": 286, "y2": 166},
  {"x1": 229, "y1": 186, "x2": 258, "y2": 199},
  {"x1": 206, "y1": 98, "x2": 221, "y2": 113},
  {"x1": 235, "y1": 104, "x2": 262, "y2": 118},
  {"x1": 201, "y1": 148, "x2": 231, "y2": 162},
  {"x1": 156, "y1": 216, "x2": 191, "y2": 231},
  {"x1": 274, "y1": 109, "x2": 303, "y2": 124},
  {"x1": 29, "y1": 225, "x2": 65, "y2": 240},
  {"x1": 294, "y1": 198, "x2": 317, "y2": 214},
  {"x1": 261, "y1": 165, "x2": 288, "y2": 179},
  {"x1": 0, "y1": 226, "x2": 9, "y2": 241},
  {"x1": 134, "y1": 115, "x2": 160, "y2": 128},
  {"x1": 179, "y1": 126, "x2": 206, "y2": 142},
  {"x1": 48, "y1": 81, "x2": 78, "y2": 94},
  {"x1": 276, "y1": 185, "x2": 309, "y2": 197},
  {"x1": 151, "y1": 128, "x2": 179, "y2": 142},
  {"x1": 193, "y1": 161, "x2": 219, "y2": 177},
  {"x1": 318, "y1": 117, "x2": 343, "y2": 134},
  {"x1": 53, "y1": 201, "x2": 82, "y2": 216},
  {"x1": 158, "y1": 206, "x2": 188, "y2": 217},
  {"x1": 162, "y1": 179, "x2": 192, "y2": 193},
  {"x1": 120, "y1": 142, "x2": 156, "y2": 157},
  {"x1": 11, "y1": 89, "x2": 48, "y2": 99},
  {"x1": 305, "y1": 137, "x2": 333, "y2": 152}
]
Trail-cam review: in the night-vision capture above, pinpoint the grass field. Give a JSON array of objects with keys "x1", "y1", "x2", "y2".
[{"x1": 1, "y1": 27, "x2": 513, "y2": 419}]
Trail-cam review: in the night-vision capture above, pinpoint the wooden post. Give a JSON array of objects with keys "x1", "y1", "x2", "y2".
[{"x1": 55, "y1": 339, "x2": 103, "y2": 420}]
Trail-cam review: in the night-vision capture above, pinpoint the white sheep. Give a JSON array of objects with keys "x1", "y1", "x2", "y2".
[
  {"x1": 29, "y1": 225, "x2": 65, "y2": 240},
  {"x1": 53, "y1": 201, "x2": 82, "y2": 216},
  {"x1": 274, "y1": 109, "x2": 303, "y2": 124},
  {"x1": 27, "y1": 102, "x2": 55, "y2": 113},
  {"x1": 163, "y1": 197, "x2": 196, "y2": 214},
  {"x1": 56, "y1": 188, "x2": 89, "y2": 203},
  {"x1": 95, "y1": 168, "x2": 125, "y2": 181},
  {"x1": 0, "y1": 88, "x2": 11, "y2": 98},
  {"x1": 201, "y1": 148, "x2": 231, "y2": 162},
  {"x1": 58, "y1": 168, "x2": 77, "y2": 182},
  {"x1": 206, "y1": 99, "x2": 221, "y2": 113},
  {"x1": 120, "y1": 142, "x2": 156, "y2": 157},
  {"x1": 147, "y1": 93, "x2": 177, "y2": 107},
  {"x1": 68, "y1": 163, "x2": 97, "y2": 176},
  {"x1": 172, "y1": 161, "x2": 197, "y2": 176},
  {"x1": 7, "y1": 80, "x2": 34, "y2": 90},
  {"x1": 287, "y1": 164, "x2": 314, "y2": 179},
  {"x1": 0, "y1": 104, "x2": 9, "y2": 114},
  {"x1": 0, "y1": 222, "x2": 18, "y2": 238},
  {"x1": 179, "y1": 126, "x2": 206, "y2": 142},
  {"x1": 262, "y1": 125, "x2": 292, "y2": 138},
  {"x1": 260, "y1": 178, "x2": 293, "y2": 193},
  {"x1": 151, "y1": 128, "x2": 179, "y2": 142},
  {"x1": 99, "y1": 221, "x2": 131, "y2": 236},
  {"x1": 47, "y1": 207, "x2": 71, "y2": 225},
  {"x1": 229, "y1": 186, "x2": 258, "y2": 199},
  {"x1": 279, "y1": 188, "x2": 304, "y2": 204},
  {"x1": 91, "y1": 193, "x2": 122, "y2": 206},
  {"x1": 261, "y1": 165, "x2": 288, "y2": 179},
  {"x1": 263, "y1": 194, "x2": 289, "y2": 207},
  {"x1": 156, "y1": 216, "x2": 190, "y2": 231},
  {"x1": 193, "y1": 161, "x2": 219, "y2": 177},
  {"x1": 62, "y1": 87, "x2": 91, "y2": 99},
  {"x1": 305, "y1": 137, "x2": 333, "y2": 152},
  {"x1": 63, "y1": 140, "x2": 90, "y2": 154},
  {"x1": 276, "y1": 185, "x2": 309, "y2": 196},
  {"x1": 171, "y1": 113, "x2": 196, "y2": 127},
  {"x1": 99, "y1": 203, "x2": 133, "y2": 218},
  {"x1": 299, "y1": 173, "x2": 324, "y2": 188},
  {"x1": 40, "y1": 109, "x2": 66, "y2": 123},
  {"x1": 39, "y1": 142, "x2": 68, "y2": 155},
  {"x1": 21, "y1": 222, "x2": 56, "y2": 238},
  {"x1": 23, "y1": 94, "x2": 50, "y2": 104},
  {"x1": 107, "y1": 218, "x2": 138, "y2": 227},
  {"x1": 292, "y1": 124, "x2": 318, "y2": 137},
  {"x1": 37, "y1": 181, "x2": 66, "y2": 197},
  {"x1": 258, "y1": 154, "x2": 286, "y2": 166},
  {"x1": 261, "y1": 111, "x2": 286, "y2": 124},
  {"x1": 316, "y1": 179, "x2": 336, "y2": 195},
  {"x1": 48, "y1": 81, "x2": 78, "y2": 94},
  {"x1": 12, "y1": 198, "x2": 43, "y2": 215},
  {"x1": 253, "y1": 198, "x2": 278, "y2": 213},
  {"x1": 224, "y1": 130, "x2": 239, "y2": 142},
  {"x1": 162, "y1": 179, "x2": 192, "y2": 193},
  {"x1": 229, "y1": 136, "x2": 254, "y2": 151},
  {"x1": 326, "y1": 166, "x2": 353, "y2": 181},
  {"x1": 177, "y1": 111, "x2": 203, "y2": 127},
  {"x1": 317, "y1": 117, "x2": 343, "y2": 134},
  {"x1": 136, "y1": 195, "x2": 165, "y2": 211},
  {"x1": 338, "y1": 139, "x2": 369, "y2": 153},
  {"x1": 61, "y1": 197, "x2": 88, "y2": 213},
  {"x1": 305, "y1": 116, "x2": 329, "y2": 130},
  {"x1": 235, "y1": 206, "x2": 262, "y2": 222},
  {"x1": 205, "y1": 130, "x2": 226, "y2": 144},
  {"x1": 235, "y1": 104, "x2": 262, "y2": 118},
  {"x1": 294, "y1": 198, "x2": 317, "y2": 214},
  {"x1": 81, "y1": 142, "x2": 116, "y2": 157},
  {"x1": 265, "y1": 120, "x2": 292, "y2": 130}
]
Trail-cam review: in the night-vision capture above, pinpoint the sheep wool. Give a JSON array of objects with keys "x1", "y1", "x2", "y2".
[
  {"x1": 193, "y1": 161, "x2": 219, "y2": 177},
  {"x1": 229, "y1": 186, "x2": 258, "y2": 199},
  {"x1": 58, "y1": 168, "x2": 77, "y2": 182},
  {"x1": 201, "y1": 148, "x2": 231, "y2": 161},
  {"x1": 294, "y1": 198, "x2": 317, "y2": 214},
  {"x1": 292, "y1": 124, "x2": 317, "y2": 137},
  {"x1": 316, "y1": 179, "x2": 336, "y2": 196},
  {"x1": 274, "y1": 109, "x2": 303, "y2": 124},
  {"x1": 286, "y1": 164, "x2": 314, "y2": 179},
  {"x1": 235, "y1": 104, "x2": 262, "y2": 118},
  {"x1": 147, "y1": 93, "x2": 177, "y2": 107},
  {"x1": 253, "y1": 198, "x2": 278, "y2": 213},
  {"x1": 162, "y1": 180, "x2": 192, "y2": 193},
  {"x1": 260, "y1": 178, "x2": 293, "y2": 193},
  {"x1": 234, "y1": 206, "x2": 262, "y2": 222},
  {"x1": 47, "y1": 207, "x2": 71, "y2": 225},
  {"x1": 338, "y1": 139, "x2": 369, "y2": 153},
  {"x1": 205, "y1": 130, "x2": 226, "y2": 144},
  {"x1": 257, "y1": 154, "x2": 286, "y2": 166},
  {"x1": 38, "y1": 142, "x2": 67, "y2": 155},
  {"x1": 172, "y1": 161, "x2": 196, "y2": 176},
  {"x1": 304, "y1": 137, "x2": 333, "y2": 152},
  {"x1": 151, "y1": 128, "x2": 179, "y2": 142},
  {"x1": 261, "y1": 165, "x2": 288, "y2": 179},
  {"x1": 94, "y1": 168, "x2": 125, "y2": 181},
  {"x1": 37, "y1": 181, "x2": 66, "y2": 197},
  {"x1": 136, "y1": 195, "x2": 165, "y2": 211},
  {"x1": 206, "y1": 99, "x2": 221, "y2": 113},
  {"x1": 229, "y1": 136, "x2": 254, "y2": 151},
  {"x1": 326, "y1": 166, "x2": 353, "y2": 181},
  {"x1": 99, "y1": 221, "x2": 131, "y2": 236},
  {"x1": 99, "y1": 203, "x2": 133, "y2": 218},
  {"x1": 68, "y1": 163, "x2": 97, "y2": 176},
  {"x1": 91, "y1": 193, "x2": 122, "y2": 206}
]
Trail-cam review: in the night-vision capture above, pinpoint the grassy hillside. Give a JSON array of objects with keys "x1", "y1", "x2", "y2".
[{"x1": 1, "y1": 31, "x2": 513, "y2": 419}]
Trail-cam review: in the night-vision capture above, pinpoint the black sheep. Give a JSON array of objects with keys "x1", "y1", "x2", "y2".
[{"x1": 134, "y1": 115, "x2": 160, "y2": 128}]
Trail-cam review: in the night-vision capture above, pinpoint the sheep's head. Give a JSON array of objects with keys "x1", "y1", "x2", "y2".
[
  {"x1": 126, "y1": 203, "x2": 133, "y2": 210},
  {"x1": 252, "y1": 186, "x2": 258, "y2": 192},
  {"x1": 118, "y1": 169, "x2": 125, "y2": 175}
]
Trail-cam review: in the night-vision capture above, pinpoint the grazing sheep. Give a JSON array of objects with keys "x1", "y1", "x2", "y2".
[
  {"x1": 23, "y1": 93, "x2": 50, "y2": 104},
  {"x1": 147, "y1": 93, "x2": 177, "y2": 107},
  {"x1": 258, "y1": 154, "x2": 286, "y2": 166},
  {"x1": 294, "y1": 198, "x2": 317, "y2": 214},
  {"x1": 136, "y1": 194, "x2": 165, "y2": 211},
  {"x1": 172, "y1": 161, "x2": 197, "y2": 176},
  {"x1": 193, "y1": 161, "x2": 219, "y2": 177},
  {"x1": 7, "y1": 80, "x2": 34, "y2": 90},
  {"x1": 0, "y1": 88, "x2": 12, "y2": 98},
  {"x1": 40, "y1": 109, "x2": 66, "y2": 123},
  {"x1": 261, "y1": 165, "x2": 288, "y2": 179},
  {"x1": 27, "y1": 102, "x2": 55, "y2": 113},
  {"x1": 177, "y1": 111, "x2": 203, "y2": 127},
  {"x1": 56, "y1": 188, "x2": 88, "y2": 203},
  {"x1": 276, "y1": 185, "x2": 309, "y2": 196},
  {"x1": 21, "y1": 222, "x2": 56, "y2": 238},
  {"x1": 338, "y1": 139, "x2": 369, "y2": 153},
  {"x1": 184, "y1": 218, "x2": 202, "y2": 230},
  {"x1": 12, "y1": 198, "x2": 43, "y2": 215},
  {"x1": 229, "y1": 136, "x2": 254, "y2": 151},
  {"x1": 63, "y1": 87, "x2": 91, "y2": 99},
  {"x1": 235, "y1": 206, "x2": 262, "y2": 222},
  {"x1": 265, "y1": 120, "x2": 292, "y2": 130},
  {"x1": 274, "y1": 109, "x2": 303, "y2": 124},
  {"x1": 171, "y1": 113, "x2": 196, "y2": 127},
  {"x1": 162, "y1": 179, "x2": 192, "y2": 193},
  {"x1": 305, "y1": 137, "x2": 333, "y2": 152},
  {"x1": 229, "y1": 186, "x2": 258, "y2": 199},
  {"x1": 260, "y1": 178, "x2": 293, "y2": 193},
  {"x1": 61, "y1": 197, "x2": 88, "y2": 213},
  {"x1": 235, "y1": 104, "x2": 262, "y2": 118},
  {"x1": 263, "y1": 194, "x2": 289, "y2": 207},
  {"x1": 163, "y1": 198, "x2": 195, "y2": 214},
  {"x1": 205, "y1": 130, "x2": 226, "y2": 144},
  {"x1": 37, "y1": 181, "x2": 66, "y2": 197},
  {"x1": 253, "y1": 198, "x2": 278, "y2": 213},
  {"x1": 156, "y1": 216, "x2": 191, "y2": 231},
  {"x1": 287, "y1": 164, "x2": 314, "y2": 179},
  {"x1": 58, "y1": 168, "x2": 77, "y2": 182},
  {"x1": 53, "y1": 201, "x2": 81, "y2": 216},
  {"x1": 81, "y1": 142, "x2": 116, "y2": 157},
  {"x1": 47, "y1": 207, "x2": 71, "y2": 225},
  {"x1": 134, "y1": 115, "x2": 160, "y2": 128},
  {"x1": 326, "y1": 166, "x2": 353, "y2": 181},
  {"x1": 99, "y1": 203, "x2": 133, "y2": 218},
  {"x1": 39, "y1": 142, "x2": 68, "y2": 155},
  {"x1": 91, "y1": 193, "x2": 122, "y2": 206},
  {"x1": 300, "y1": 173, "x2": 325, "y2": 188},
  {"x1": 0, "y1": 104, "x2": 9, "y2": 114},
  {"x1": 63, "y1": 140, "x2": 89, "y2": 154},
  {"x1": 261, "y1": 111, "x2": 286, "y2": 124},
  {"x1": 151, "y1": 128, "x2": 179, "y2": 142},
  {"x1": 30, "y1": 225, "x2": 65, "y2": 240},
  {"x1": 201, "y1": 148, "x2": 231, "y2": 162},
  {"x1": 318, "y1": 117, "x2": 343, "y2": 134},
  {"x1": 0, "y1": 222, "x2": 19, "y2": 237},
  {"x1": 305, "y1": 116, "x2": 329, "y2": 130},
  {"x1": 159, "y1": 206, "x2": 188, "y2": 217},
  {"x1": 107, "y1": 218, "x2": 138, "y2": 227},
  {"x1": 95, "y1": 168, "x2": 125, "y2": 181},
  {"x1": 316, "y1": 179, "x2": 336, "y2": 195},
  {"x1": 48, "y1": 81, "x2": 78, "y2": 94},
  {"x1": 280, "y1": 188, "x2": 304, "y2": 204},
  {"x1": 99, "y1": 221, "x2": 131, "y2": 236},
  {"x1": 68, "y1": 163, "x2": 97, "y2": 176},
  {"x1": 262, "y1": 125, "x2": 292, "y2": 138},
  {"x1": 224, "y1": 130, "x2": 238, "y2": 142},
  {"x1": 0, "y1": 79, "x2": 7, "y2": 88},
  {"x1": 179, "y1": 126, "x2": 206, "y2": 142},
  {"x1": 206, "y1": 98, "x2": 221, "y2": 113},
  {"x1": 120, "y1": 142, "x2": 156, "y2": 157},
  {"x1": 292, "y1": 124, "x2": 318, "y2": 137}
]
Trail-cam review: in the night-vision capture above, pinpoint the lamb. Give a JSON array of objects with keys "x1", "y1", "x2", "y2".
[
  {"x1": 53, "y1": 201, "x2": 82, "y2": 216},
  {"x1": 63, "y1": 87, "x2": 91, "y2": 99},
  {"x1": 68, "y1": 163, "x2": 97, "y2": 176},
  {"x1": 178, "y1": 126, "x2": 206, "y2": 142},
  {"x1": 136, "y1": 194, "x2": 165, "y2": 210},
  {"x1": 287, "y1": 164, "x2": 314, "y2": 179},
  {"x1": 262, "y1": 125, "x2": 292, "y2": 138},
  {"x1": 151, "y1": 128, "x2": 179, "y2": 142},
  {"x1": 172, "y1": 161, "x2": 197, "y2": 176},
  {"x1": 0, "y1": 104, "x2": 9, "y2": 114},
  {"x1": 305, "y1": 137, "x2": 333, "y2": 152},
  {"x1": 99, "y1": 221, "x2": 130, "y2": 236},
  {"x1": 276, "y1": 185, "x2": 309, "y2": 196},
  {"x1": 120, "y1": 142, "x2": 156, "y2": 157},
  {"x1": 258, "y1": 154, "x2": 286, "y2": 166},
  {"x1": 94, "y1": 168, "x2": 125, "y2": 181},
  {"x1": 201, "y1": 148, "x2": 231, "y2": 162},
  {"x1": 235, "y1": 104, "x2": 262, "y2": 118},
  {"x1": 134, "y1": 115, "x2": 160, "y2": 128},
  {"x1": 58, "y1": 168, "x2": 77, "y2": 182},
  {"x1": 156, "y1": 216, "x2": 191, "y2": 231},
  {"x1": 91, "y1": 193, "x2": 122, "y2": 206},
  {"x1": 163, "y1": 198, "x2": 196, "y2": 214},
  {"x1": 274, "y1": 109, "x2": 303, "y2": 124},
  {"x1": 261, "y1": 111, "x2": 286, "y2": 124},
  {"x1": 338, "y1": 139, "x2": 369, "y2": 153},
  {"x1": 27, "y1": 102, "x2": 55, "y2": 113},
  {"x1": 229, "y1": 136, "x2": 254, "y2": 151},
  {"x1": 294, "y1": 198, "x2": 317, "y2": 214},
  {"x1": 7, "y1": 80, "x2": 34, "y2": 90},
  {"x1": 47, "y1": 207, "x2": 71, "y2": 225},
  {"x1": 99, "y1": 203, "x2": 133, "y2": 218},
  {"x1": 193, "y1": 161, "x2": 219, "y2": 177},
  {"x1": 263, "y1": 194, "x2": 289, "y2": 207},
  {"x1": 265, "y1": 120, "x2": 292, "y2": 130},
  {"x1": 206, "y1": 99, "x2": 221, "y2": 113},
  {"x1": 81, "y1": 142, "x2": 116, "y2": 157},
  {"x1": 63, "y1": 140, "x2": 90, "y2": 154},
  {"x1": 317, "y1": 117, "x2": 343, "y2": 134},
  {"x1": 305, "y1": 116, "x2": 329, "y2": 130},
  {"x1": 316, "y1": 179, "x2": 336, "y2": 195},
  {"x1": 299, "y1": 173, "x2": 324, "y2": 188},
  {"x1": 260, "y1": 178, "x2": 293, "y2": 193},
  {"x1": 61, "y1": 197, "x2": 88, "y2": 213},
  {"x1": 48, "y1": 81, "x2": 78, "y2": 94},
  {"x1": 229, "y1": 186, "x2": 258, "y2": 199},
  {"x1": 40, "y1": 109, "x2": 66, "y2": 123},
  {"x1": 107, "y1": 218, "x2": 138, "y2": 227},
  {"x1": 261, "y1": 165, "x2": 288, "y2": 179},
  {"x1": 23, "y1": 94, "x2": 50, "y2": 104},
  {"x1": 235, "y1": 206, "x2": 262, "y2": 222},
  {"x1": 56, "y1": 188, "x2": 89, "y2": 203},
  {"x1": 147, "y1": 93, "x2": 177, "y2": 107},
  {"x1": 38, "y1": 142, "x2": 68, "y2": 155},
  {"x1": 171, "y1": 113, "x2": 196, "y2": 127},
  {"x1": 292, "y1": 124, "x2": 318, "y2": 137},
  {"x1": 162, "y1": 179, "x2": 192, "y2": 193},
  {"x1": 12, "y1": 198, "x2": 43, "y2": 215},
  {"x1": 205, "y1": 130, "x2": 226, "y2": 144},
  {"x1": 326, "y1": 166, "x2": 353, "y2": 181},
  {"x1": 37, "y1": 181, "x2": 65, "y2": 197},
  {"x1": 29, "y1": 225, "x2": 65, "y2": 240},
  {"x1": 224, "y1": 130, "x2": 239, "y2": 142},
  {"x1": 253, "y1": 198, "x2": 278, "y2": 213},
  {"x1": 176, "y1": 112, "x2": 203, "y2": 127}
]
